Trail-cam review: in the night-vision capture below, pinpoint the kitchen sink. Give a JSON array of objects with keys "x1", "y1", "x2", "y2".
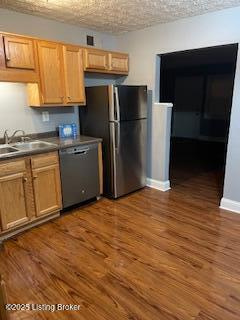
[
  {"x1": 0, "y1": 140, "x2": 58, "y2": 158},
  {"x1": 12, "y1": 140, "x2": 57, "y2": 151},
  {"x1": 0, "y1": 146, "x2": 19, "y2": 155}
]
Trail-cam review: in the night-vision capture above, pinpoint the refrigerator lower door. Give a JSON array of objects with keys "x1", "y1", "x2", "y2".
[{"x1": 110, "y1": 119, "x2": 147, "y2": 198}]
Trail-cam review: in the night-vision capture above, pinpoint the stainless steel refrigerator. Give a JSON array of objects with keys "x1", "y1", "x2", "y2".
[{"x1": 79, "y1": 85, "x2": 147, "y2": 198}]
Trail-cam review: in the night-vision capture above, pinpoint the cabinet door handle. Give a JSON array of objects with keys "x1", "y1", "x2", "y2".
[
  {"x1": 33, "y1": 175, "x2": 37, "y2": 180},
  {"x1": 23, "y1": 177, "x2": 28, "y2": 182},
  {"x1": 4, "y1": 38, "x2": 11, "y2": 61}
]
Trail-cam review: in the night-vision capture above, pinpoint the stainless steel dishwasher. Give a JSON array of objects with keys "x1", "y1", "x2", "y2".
[{"x1": 59, "y1": 143, "x2": 100, "y2": 209}]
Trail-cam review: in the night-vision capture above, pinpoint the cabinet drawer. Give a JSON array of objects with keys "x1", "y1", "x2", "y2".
[
  {"x1": 0, "y1": 159, "x2": 26, "y2": 177},
  {"x1": 31, "y1": 152, "x2": 59, "y2": 169}
]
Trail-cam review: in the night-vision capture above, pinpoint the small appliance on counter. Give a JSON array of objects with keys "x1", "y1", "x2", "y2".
[{"x1": 59, "y1": 123, "x2": 77, "y2": 139}]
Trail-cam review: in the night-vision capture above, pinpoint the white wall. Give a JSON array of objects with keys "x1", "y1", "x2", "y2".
[
  {"x1": 0, "y1": 83, "x2": 80, "y2": 136},
  {"x1": 117, "y1": 6, "x2": 240, "y2": 204},
  {"x1": 0, "y1": 8, "x2": 118, "y2": 136},
  {"x1": 0, "y1": 8, "x2": 117, "y2": 49}
]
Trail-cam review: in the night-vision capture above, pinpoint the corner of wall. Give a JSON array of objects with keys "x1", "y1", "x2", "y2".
[
  {"x1": 146, "y1": 178, "x2": 171, "y2": 192},
  {"x1": 220, "y1": 197, "x2": 240, "y2": 214}
]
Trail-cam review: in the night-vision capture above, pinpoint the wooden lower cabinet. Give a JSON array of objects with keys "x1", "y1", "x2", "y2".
[
  {"x1": 32, "y1": 160, "x2": 62, "y2": 217},
  {"x1": 0, "y1": 152, "x2": 62, "y2": 240},
  {"x1": 0, "y1": 159, "x2": 31, "y2": 231}
]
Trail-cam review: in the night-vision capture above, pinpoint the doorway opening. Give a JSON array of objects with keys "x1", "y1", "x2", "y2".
[{"x1": 160, "y1": 44, "x2": 238, "y2": 202}]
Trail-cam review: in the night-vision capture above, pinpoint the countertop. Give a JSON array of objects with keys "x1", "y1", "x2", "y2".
[
  {"x1": 42, "y1": 135, "x2": 102, "y2": 148},
  {"x1": 0, "y1": 135, "x2": 102, "y2": 162}
]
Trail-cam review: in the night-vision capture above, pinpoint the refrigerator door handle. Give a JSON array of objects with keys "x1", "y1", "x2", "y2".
[
  {"x1": 110, "y1": 122, "x2": 118, "y2": 197},
  {"x1": 114, "y1": 121, "x2": 120, "y2": 154},
  {"x1": 109, "y1": 85, "x2": 115, "y2": 122},
  {"x1": 114, "y1": 86, "x2": 120, "y2": 121}
]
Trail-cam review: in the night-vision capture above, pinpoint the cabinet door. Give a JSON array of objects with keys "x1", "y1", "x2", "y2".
[
  {"x1": 37, "y1": 41, "x2": 64, "y2": 104},
  {"x1": 0, "y1": 161, "x2": 30, "y2": 231},
  {"x1": 109, "y1": 53, "x2": 129, "y2": 74},
  {"x1": 63, "y1": 45, "x2": 86, "y2": 104},
  {"x1": 84, "y1": 48, "x2": 109, "y2": 71},
  {"x1": 3, "y1": 35, "x2": 35, "y2": 70},
  {"x1": 31, "y1": 153, "x2": 62, "y2": 217}
]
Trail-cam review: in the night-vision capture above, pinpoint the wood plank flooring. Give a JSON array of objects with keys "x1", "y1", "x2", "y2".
[{"x1": 1, "y1": 171, "x2": 240, "y2": 319}]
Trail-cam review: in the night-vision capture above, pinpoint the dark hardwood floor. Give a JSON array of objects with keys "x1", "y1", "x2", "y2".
[{"x1": 1, "y1": 171, "x2": 240, "y2": 319}]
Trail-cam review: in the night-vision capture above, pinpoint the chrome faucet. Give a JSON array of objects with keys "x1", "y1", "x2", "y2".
[
  {"x1": 3, "y1": 130, "x2": 29, "y2": 144},
  {"x1": 3, "y1": 130, "x2": 10, "y2": 144}
]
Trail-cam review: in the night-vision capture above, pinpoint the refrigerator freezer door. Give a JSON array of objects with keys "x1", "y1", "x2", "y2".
[
  {"x1": 117, "y1": 85, "x2": 147, "y2": 121},
  {"x1": 110, "y1": 119, "x2": 147, "y2": 198}
]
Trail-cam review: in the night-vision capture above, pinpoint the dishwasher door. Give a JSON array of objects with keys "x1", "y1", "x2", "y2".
[{"x1": 59, "y1": 143, "x2": 100, "y2": 209}]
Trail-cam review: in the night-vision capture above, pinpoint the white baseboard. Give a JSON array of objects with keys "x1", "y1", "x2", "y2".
[
  {"x1": 146, "y1": 178, "x2": 171, "y2": 192},
  {"x1": 220, "y1": 198, "x2": 240, "y2": 214}
]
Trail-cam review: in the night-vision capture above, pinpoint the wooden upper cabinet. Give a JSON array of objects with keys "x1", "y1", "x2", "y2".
[
  {"x1": 37, "y1": 41, "x2": 64, "y2": 104},
  {"x1": 0, "y1": 159, "x2": 31, "y2": 231},
  {"x1": 0, "y1": 35, "x2": 5, "y2": 68},
  {"x1": 0, "y1": 34, "x2": 38, "y2": 83},
  {"x1": 84, "y1": 48, "x2": 109, "y2": 71},
  {"x1": 3, "y1": 35, "x2": 35, "y2": 70},
  {"x1": 31, "y1": 152, "x2": 62, "y2": 217},
  {"x1": 63, "y1": 45, "x2": 86, "y2": 104},
  {"x1": 109, "y1": 52, "x2": 129, "y2": 74},
  {"x1": 0, "y1": 31, "x2": 129, "y2": 101},
  {"x1": 83, "y1": 47, "x2": 129, "y2": 75}
]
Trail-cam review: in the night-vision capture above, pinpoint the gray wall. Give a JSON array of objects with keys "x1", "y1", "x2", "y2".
[
  {"x1": 0, "y1": 83, "x2": 80, "y2": 135},
  {"x1": 223, "y1": 48, "x2": 240, "y2": 201},
  {"x1": 0, "y1": 8, "x2": 117, "y2": 49},
  {"x1": 0, "y1": 8, "x2": 118, "y2": 136},
  {"x1": 117, "y1": 6, "x2": 240, "y2": 203}
]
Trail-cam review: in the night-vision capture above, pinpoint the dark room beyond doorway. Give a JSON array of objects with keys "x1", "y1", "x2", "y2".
[{"x1": 160, "y1": 44, "x2": 238, "y2": 202}]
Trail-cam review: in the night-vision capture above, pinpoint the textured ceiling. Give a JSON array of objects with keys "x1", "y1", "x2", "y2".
[{"x1": 0, "y1": 0, "x2": 240, "y2": 34}]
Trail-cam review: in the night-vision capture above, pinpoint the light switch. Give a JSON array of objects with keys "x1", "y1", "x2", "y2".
[{"x1": 42, "y1": 111, "x2": 49, "y2": 122}]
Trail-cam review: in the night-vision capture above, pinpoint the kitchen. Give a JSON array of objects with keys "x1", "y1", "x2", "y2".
[
  {"x1": 1, "y1": 2, "x2": 240, "y2": 320},
  {"x1": 0, "y1": 29, "x2": 141, "y2": 240}
]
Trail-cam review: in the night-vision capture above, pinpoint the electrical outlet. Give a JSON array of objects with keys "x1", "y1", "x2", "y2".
[{"x1": 42, "y1": 111, "x2": 49, "y2": 122}]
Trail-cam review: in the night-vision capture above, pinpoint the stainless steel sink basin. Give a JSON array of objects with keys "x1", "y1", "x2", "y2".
[
  {"x1": 0, "y1": 140, "x2": 58, "y2": 158},
  {"x1": 0, "y1": 146, "x2": 19, "y2": 155},
  {"x1": 12, "y1": 140, "x2": 57, "y2": 151}
]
